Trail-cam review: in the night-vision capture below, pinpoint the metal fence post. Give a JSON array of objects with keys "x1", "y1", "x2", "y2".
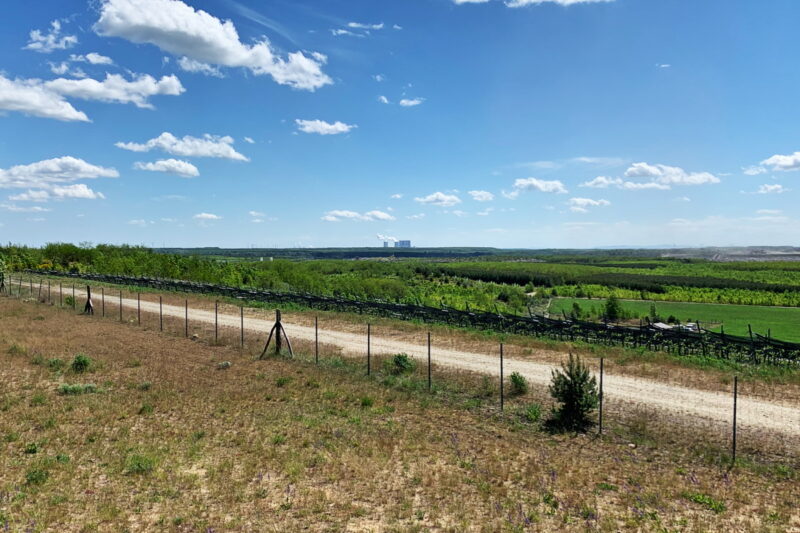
[
  {"x1": 240, "y1": 305, "x2": 244, "y2": 348},
  {"x1": 185, "y1": 299, "x2": 188, "y2": 337},
  {"x1": 599, "y1": 357, "x2": 604, "y2": 435},
  {"x1": 72, "y1": 284, "x2": 75, "y2": 310},
  {"x1": 101, "y1": 287, "x2": 105, "y2": 317},
  {"x1": 215, "y1": 301, "x2": 218, "y2": 343},
  {"x1": 367, "y1": 323, "x2": 371, "y2": 376},
  {"x1": 159, "y1": 296, "x2": 163, "y2": 332},
  {"x1": 732, "y1": 375, "x2": 738, "y2": 465},
  {"x1": 315, "y1": 316, "x2": 319, "y2": 364},
  {"x1": 500, "y1": 343, "x2": 504, "y2": 412},
  {"x1": 427, "y1": 332, "x2": 432, "y2": 391},
  {"x1": 137, "y1": 293, "x2": 141, "y2": 325},
  {"x1": 119, "y1": 291, "x2": 122, "y2": 322}
]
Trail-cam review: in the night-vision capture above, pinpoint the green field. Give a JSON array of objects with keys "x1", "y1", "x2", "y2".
[{"x1": 549, "y1": 298, "x2": 800, "y2": 342}]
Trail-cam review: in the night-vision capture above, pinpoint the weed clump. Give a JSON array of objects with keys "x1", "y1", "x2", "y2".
[
  {"x1": 57, "y1": 383, "x2": 97, "y2": 395},
  {"x1": 125, "y1": 454, "x2": 155, "y2": 475},
  {"x1": 47, "y1": 358, "x2": 65, "y2": 372},
  {"x1": 360, "y1": 396, "x2": 374, "y2": 408},
  {"x1": 509, "y1": 372, "x2": 529, "y2": 396},
  {"x1": 520, "y1": 403, "x2": 541, "y2": 424},
  {"x1": 25, "y1": 469, "x2": 49, "y2": 486},
  {"x1": 682, "y1": 491, "x2": 726, "y2": 513},
  {"x1": 385, "y1": 353, "x2": 416, "y2": 376},
  {"x1": 70, "y1": 354, "x2": 91, "y2": 373},
  {"x1": 276, "y1": 377, "x2": 291, "y2": 388},
  {"x1": 546, "y1": 353, "x2": 598, "y2": 433}
]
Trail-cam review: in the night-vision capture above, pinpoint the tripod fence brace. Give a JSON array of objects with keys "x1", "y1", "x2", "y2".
[
  {"x1": 260, "y1": 309, "x2": 294, "y2": 359},
  {"x1": 83, "y1": 285, "x2": 94, "y2": 315}
]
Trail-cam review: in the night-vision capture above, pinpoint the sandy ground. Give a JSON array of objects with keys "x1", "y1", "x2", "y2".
[{"x1": 19, "y1": 281, "x2": 800, "y2": 438}]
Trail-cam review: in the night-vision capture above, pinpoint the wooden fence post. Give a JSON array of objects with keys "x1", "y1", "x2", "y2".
[
  {"x1": 500, "y1": 343, "x2": 504, "y2": 412},
  {"x1": 59, "y1": 282, "x2": 62, "y2": 306},
  {"x1": 159, "y1": 296, "x2": 163, "y2": 332},
  {"x1": 240, "y1": 305, "x2": 244, "y2": 348},
  {"x1": 47, "y1": 280, "x2": 51, "y2": 304}
]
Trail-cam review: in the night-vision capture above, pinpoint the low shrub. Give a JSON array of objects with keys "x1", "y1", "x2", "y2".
[
  {"x1": 546, "y1": 353, "x2": 598, "y2": 433},
  {"x1": 70, "y1": 354, "x2": 91, "y2": 373},
  {"x1": 360, "y1": 396, "x2": 374, "y2": 408},
  {"x1": 57, "y1": 383, "x2": 97, "y2": 395},
  {"x1": 25, "y1": 469, "x2": 49, "y2": 486},
  {"x1": 521, "y1": 403, "x2": 541, "y2": 423},
  {"x1": 509, "y1": 372, "x2": 529, "y2": 396},
  {"x1": 385, "y1": 353, "x2": 416, "y2": 376},
  {"x1": 125, "y1": 454, "x2": 155, "y2": 475}
]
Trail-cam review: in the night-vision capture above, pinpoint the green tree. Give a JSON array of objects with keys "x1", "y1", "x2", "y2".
[
  {"x1": 547, "y1": 354, "x2": 598, "y2": 432},
  {"x1": 603, "y1": 294, "x2": 623, "y2": 321}
]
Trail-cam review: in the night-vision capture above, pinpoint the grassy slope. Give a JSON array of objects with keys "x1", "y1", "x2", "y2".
[
  {"x1": 1, "y1": 299, "x2": 799, "y2": 532},
  {"x1": 550, "y1": 298, "x2": 800, "y2": 342}
]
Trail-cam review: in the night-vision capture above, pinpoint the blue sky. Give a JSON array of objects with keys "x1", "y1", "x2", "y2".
[{"x1": 1, "y1": 0, "x2": 799, "y2": 248}]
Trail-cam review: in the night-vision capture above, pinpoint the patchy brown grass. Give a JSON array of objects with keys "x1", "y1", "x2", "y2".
[{"x1": 1, "y1": 296, "x2": 799, "y2": 532}]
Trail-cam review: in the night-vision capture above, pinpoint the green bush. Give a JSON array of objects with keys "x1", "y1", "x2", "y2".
[
  {"x1": 64, "y1": 295, "x2": 75, "y2": 308},
  {"x1": 521, "y1": 403, "x2": 541, "y2": 423},
  {"x1": 509, "y1": 372, "x2": 529, "y2": 396},
  {"x1": 385, "y1": 353, "x2": 416, "y2": 375},
  {"x1": 70, "y1": 354, "x2": 91, "y2": 373},
  {"x1": 47, "y1": 358, "x2": 65, "y2": 371},
  {"x1": 547, "y1": 353, "x2": 598, "y2": 432},
  {"x1": 275, "y1": 377, "x2": 291, "y2": 387},
  {"x1": 25, "y1": 469, "x2": 49, "y2": 486},
  {"x1": 360, "y1": 396, "x2": 374, "y2": 408},
  {"x1": 24, "y1": 442, "x2": 39, "y2": 454}
]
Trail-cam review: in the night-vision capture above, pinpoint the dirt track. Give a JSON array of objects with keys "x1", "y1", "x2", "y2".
[{"x1": 21, "y1": 282, "x2": 800, "y2": 438}]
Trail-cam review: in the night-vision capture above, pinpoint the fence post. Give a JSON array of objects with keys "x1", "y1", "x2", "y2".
[
  {"x1": 137, "y1": 293, "x2": 141, "y2": 325},
  {"x1": 215, "y1": 301, "x2": 219, "y2": 343},
  {"x1": 101, "y1": 287, "x2": 105, "y2": 317},
  {"x1": 367, "y1": 323, "x2": 371, "y2": 376},
  {"x1": 240, "y1": 305, "x2": 244, "y2": 348},
  {"x1": 18, "y1": 278, "x2": 22, "y2": 299},
  {"x1": 732, "y1": 375, "x2": 738, "y2": 465},
  {"x1": 500, "y1": 343, "x2": 505, "y2": 412},
  {"x1": 315, "y1": 316, "x2": 319, "y2": 364},
  {"x1": 72, "y1": 284, "x2": 76, "y2": 310},
  {"x1": 427, "y1": 332, "x2": 432, "y2": 391},
  {"x1": 159, "y1": 296, "x2": 163, "y2": 332},
  {"x1": 599, "y1": 357, "x2": 604, "y2": 435},
  {"x1": 185, "y1": 299, "x2": 188, "y2": 337},
  {"x1": 59, "y1": 283, "x2": 62, "y2": 306},
  {"x1": 119, "y1": 291, "x2": 122, "y2": 322},
  {"x1": 47, "y1": 280, "x2": 51, "y2": 304}
]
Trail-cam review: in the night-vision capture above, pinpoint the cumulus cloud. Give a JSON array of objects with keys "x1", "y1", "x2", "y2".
[
  {"x1": 348, "y1": 22, "x2": 384, "y2": 30},
  {"x1": 468, "y1": 190, "x2": 494, "y2": 202},
  {"x1": 43, "y1": 73, "x2": 184, "y2": 109},
  {"x1": 71, "y1": 52, "x2": 114, "y2": 65},
  {"x1": 52, "y1": 184, "x2": 106, "y2": 199},
  {"x1": 757, "y1": 184, "x2": 788, "y2": 194},
  {"x1": 94, "y1": 0, "x2": 331, "y2": 91},
  {"x1": 505, "y1": 0, "x2": 614, "y2": 6},
  {"x1": 321, "y1": 209, "x2": 395, "y2": 222},
  {"x1": 407, "y1": 213, "x2": 425, "y2": 220},
  {"x1": 378, "y1": 95, "x2": 390, "y2": 104},
  {"x1": 0, "y1": 204, "x2": 52, "y2": 213},
  {"x1": 390, "y1": 193, "x2": 403, "y2": 199},
  {"x1": 24, "y1": 20, "x2": 77, "y2": 53},
  {"x1": 193, "y1": 212, "x2": 222, "y2": 220},
  {"x1": 624, "y1": 162, "x2": 719, "y2": 186},
  {"x1": 399, "y1": 98, "x2": 425, "y2": 107},
  {"x1": 177, "y1": 56, "x2": 223, "y2": 77},
  {"x1": 134, "y1": 159, "x2": 199, "y2": 177},
  {"x1": 761, "y1": 151, "x2": 800, "y2": 172},
  {"x1": 567, "y1": 197, "x2": 610, "y2": 213},
  {"x1": 115, "y1": 132, "x2": 249, "y2": 161},
  {"x1": 0, "y1": 74, "x2": 89, "y2": 122},
  {"x1": 508, "y1": 178, "x2": 568, "y2": 198},
  {"x1": 414, "y1": 192, "x2": 461, "y2": 207},
  {"x1": 580, "y1": 176, "x2": 670, "y2": 190},
  {"x1": 743, "y1": 165, "x2": 767, "y2": 176},
  {"x1": 295, "y1": 119, "x2": 356, "y2": 135},
  {"x1": 0, "y1": 157, "x2": 118, "y2": 190}
]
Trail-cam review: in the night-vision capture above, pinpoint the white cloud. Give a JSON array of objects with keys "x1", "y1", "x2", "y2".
[
  {"x1": 511, "y1": 177, "x2": 568, "y2": 195},
  {"x1": 378, "y1": 95, "x2": 390, "y2": 104},
  {"x1": 321, "y1": 209, "x2": 395, "y2": 222},
  {"x1": 407, "y1": 213, "x2": 425, "y2": 220},
  {"x1": 393, "y1": 24, "x2": 403, "y2": 30},
  {"x1": 656, "y1": 63, "x2": 671, "y2": 68},
  {"x1": 134, "y1": 158, "x2": 200, "y2": 178},
  {"x1": 743, "y1": 165, "x2": 767, "y2": 176},
  {"x1": 193, "y1": 212, "x2": 222, "y2": 220},
  {"x1": 348, "y1": 22, "x2": 384, "y2": 30},
  {"x1": 128, "y1": 219, "x2": 147, "y2": 227},
  {"x1": 414, "y1": 192, "x2": 461, "y2": 207},
  {"x1": 572, "y1": 156, "x2": 626, "y2": 167},
  {"x1": 0, "y1": 157, "x2": 118, "y2": 190},
  {"x1": 580, "y1": 176, "x2": 670, "y2": 190},
  {"x1": 0, "y1": 204, "x2": 52, "y2": 213},
  {"x1": 761, "y1": 151, "x2": 800, "y2": 172},
  {"x1": 71, "y1": 52, "x2": 114, "y2": 65},
  {"x1": 468, "y1": 190, "x2": 494, "y2": 202},
  {"x1": 9, "y1": 190, "x2": 50, "y2": 202},
  {"x1": 477, "y1": 207, "x2": 494, "y2": 216},
  {"x1": 567, "y1": 197, "x2": 610, "y2": 213},
  {"x1": 0, "y1": 74, "x2": 89, "y2": 122},
  {"x1": 95, "y1": 0, "x2": 331, "y2": 91},
  {"x1": 249, "y1": 210, "x2": 265, "y2": 217},
  {"x1": 624, "y1": 162, "x2": 720, "y2": 186},
  {"x1": 330, "y1": 29, "x2": 363, "y2": 37},
  {"x1": 373, "y1": 74, "x2": 386, "y2": 82},
  {"x1": 177, "y1": 56, "x2": 223, "y2": 77},
  {"x1": 243, "y1": 137, "x2": 255, "y2": 144},
  {"x1": 390, "y1": 193, "x2": 403, "y2": 199},
  {"x1": 24, "y1": 20, "x2": 77, "y2": 53},
  {"x1": 450, "y1": 210, "x2": 468, "y2": 217},
  {"x1": 48, "y1": 184, "x2": 105, "y2": 200},
  {"x1": 44, "y1": 73, "x2": 184, "y2": 109},
  {"x1": 49, "y1": 62, "x2": 71, "y2": 76},
  {"x1": 453, "y1": 0, "x2": 490, "y2": 3},
  {"x1": 757, "y1": 184, "x2": 788, "y2": 194},
  {"x1": 295, "y1": 119, "x2": 356, "y2": 135},
  {"x1": 115, "y1": 132, "x2": 249, "y2": 161},
  {"x1": 399, "y1": 98, "x2": 425, "y2": 107}
]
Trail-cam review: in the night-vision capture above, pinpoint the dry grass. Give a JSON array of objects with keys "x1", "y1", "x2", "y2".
[
  {"x1": 19, "y1": 274, "x2": 800, "y2": 405},
  {"x1": 1, "y1": 297, "x2": 799, "y2": 532}
]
